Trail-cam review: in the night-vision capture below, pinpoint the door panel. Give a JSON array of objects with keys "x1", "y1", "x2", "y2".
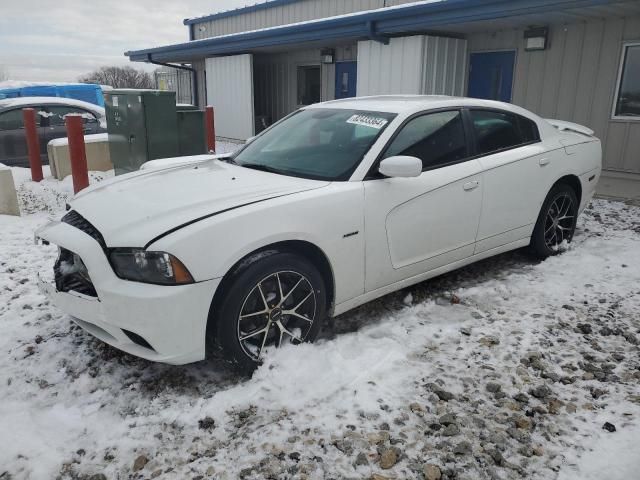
[
  {"x1": 474, "y1": 145, "x2": 554, "y2": 253},
  {"x1": 469, "y1": 108, "x2": 559, "y2": 253},
  {"x1": 364, "y1": 160, "x2": 483, "y2": 292},
  {"x1": 335, "y1": 62, "x2": 358, "y2": 99},
  {"x1": 468, "y1": 51, "x2": 516, "y2": 102}
]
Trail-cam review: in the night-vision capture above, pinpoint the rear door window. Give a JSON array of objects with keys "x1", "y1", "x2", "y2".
[{"x1": 470, "y1": 109, "x2": 539, "y2": 156}]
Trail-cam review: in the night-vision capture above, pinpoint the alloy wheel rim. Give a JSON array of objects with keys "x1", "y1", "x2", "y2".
[
  {"x1": 544, "y1": 193, "x2": 575, "y2": 249},
  {"x1": 237, "y1": 271, "x2": 316, "y2": 361}
]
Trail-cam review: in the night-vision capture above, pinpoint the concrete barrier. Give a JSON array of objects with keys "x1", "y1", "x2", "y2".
[
  {"x1": 47, "y1": 133, "x2": 112, "y2": 180},
  {"x1": 0, "y1": 168, "x2": 20, "y2": 216}
]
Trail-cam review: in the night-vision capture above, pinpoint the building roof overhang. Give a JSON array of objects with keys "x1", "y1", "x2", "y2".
[{"x1": 126, "y1": 0, "x2": 625, "y2": 64}]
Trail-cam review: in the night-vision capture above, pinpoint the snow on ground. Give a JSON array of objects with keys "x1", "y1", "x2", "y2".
[
  {"x1": 0, "y1": 181, "x2": 639, "y2": 480},
  {"x1": 9, "y1": 165, "x2": 113, "y2": 215}
]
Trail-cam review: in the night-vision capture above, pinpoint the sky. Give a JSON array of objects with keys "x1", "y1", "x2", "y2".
[{"x1": 0, "y1": 0, "x2": 258, "y2": 82}]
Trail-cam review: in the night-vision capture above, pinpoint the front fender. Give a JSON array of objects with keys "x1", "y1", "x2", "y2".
[{"x1": 149, "y1": 183, "x2": 366, "y2": 306}]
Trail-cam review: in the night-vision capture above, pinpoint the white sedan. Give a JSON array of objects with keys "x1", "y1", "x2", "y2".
[{"x1": 36, "y1": 96, "x2": 601, "y2": 372}]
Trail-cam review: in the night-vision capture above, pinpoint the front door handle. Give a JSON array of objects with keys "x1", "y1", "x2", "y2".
[
  {"x1": 463, "y1": 181, "x2": 480, "y2": 191},
  {"x1": 539, "y1": 158, "x2": 550, "y2": 167}
]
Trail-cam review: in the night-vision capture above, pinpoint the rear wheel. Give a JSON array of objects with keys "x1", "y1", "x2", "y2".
[
  {"x1": 214, "y1": 252, "x2": 326, "y2": 373},
  {"x1": 530, "y1": 183, "x2": 579, "y2": 259}
]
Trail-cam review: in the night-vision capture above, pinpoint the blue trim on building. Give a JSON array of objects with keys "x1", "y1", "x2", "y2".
[
  {"x1": 183, "y1": 0, "x2": 304, "y2": 26},
  {"x1": 128, "y1": 0, "x2": 618, "y2": 63}
]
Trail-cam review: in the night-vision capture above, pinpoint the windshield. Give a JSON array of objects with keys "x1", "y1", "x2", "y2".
[{"x1": 233, "y1": 108, "x2": 397, "y2": 181}]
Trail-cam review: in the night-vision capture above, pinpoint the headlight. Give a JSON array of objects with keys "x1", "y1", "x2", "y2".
[{"x1": 109, "y1": 248, "x2": 194, "y2": 285}]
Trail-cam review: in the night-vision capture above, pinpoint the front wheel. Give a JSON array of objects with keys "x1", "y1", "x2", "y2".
[
  {"x1": 214, "y1": 252, "x2": 327, "y2": 373},
  {"x1": 530, "y1": 183, "x2": 579, "y2": 259}
]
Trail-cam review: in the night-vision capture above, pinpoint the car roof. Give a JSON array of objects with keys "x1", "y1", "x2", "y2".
[
  {"x1": 0, "y1": 96, "x2": 105, "y2": 116},
  {"x1": 311, "y1": 95, "x2": 540, "y2": 119}
]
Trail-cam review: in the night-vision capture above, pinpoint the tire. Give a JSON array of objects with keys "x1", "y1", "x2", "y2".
[
  {"x1": 214, "y1": 251, "x2": 327, "y2": 373},
  {"x1": 529, "y1": 183, "x2": 579, "y2": 259}
]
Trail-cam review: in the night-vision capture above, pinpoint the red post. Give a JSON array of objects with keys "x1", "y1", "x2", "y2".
[
  {"x1": 205, "y1": 106, "x2": 216, "y2": 153},
  {"x1": 65, "y1": 114, "x2": 90, "y2": 194},
  {"x1": 22, "y1": 108, "x2": 43, "y2": 182}
]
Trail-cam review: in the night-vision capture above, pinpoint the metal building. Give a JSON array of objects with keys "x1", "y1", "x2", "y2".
[{"x1": 126, "y1": 0, "x2": 640, "y2": 182}]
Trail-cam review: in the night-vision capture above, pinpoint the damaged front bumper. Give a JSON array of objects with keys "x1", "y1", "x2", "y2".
[{"x1": 35, "y1": 221, "x2": 219, "y2": 365}]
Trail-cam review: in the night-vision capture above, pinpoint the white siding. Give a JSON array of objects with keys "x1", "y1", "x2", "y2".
[
  {"x1": 357, "y1": 36, "x2": 425, "y2": 96},
  {"x1": 423, "y1": 37, "x2": 467, "y2": 96},
  {"x1": 205, "y1": 55, "x2": 255, "y2": 140},
  {"x1": 357, "y1": 35, "x2": 467, "y2": 97}
]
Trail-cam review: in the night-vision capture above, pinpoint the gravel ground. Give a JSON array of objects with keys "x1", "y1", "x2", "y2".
[{"x1": 0, "y1": 195, "x2": 639, "y2": 480}]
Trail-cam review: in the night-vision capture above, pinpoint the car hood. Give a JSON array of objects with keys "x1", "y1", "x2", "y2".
[{"x1": 69, "y1": 159, "x2": 329, "y2": 247}]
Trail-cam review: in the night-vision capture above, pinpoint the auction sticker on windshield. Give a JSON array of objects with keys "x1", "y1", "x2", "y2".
[{"x1": 346, "y1": 114, "x2": 389, "y2": 130}]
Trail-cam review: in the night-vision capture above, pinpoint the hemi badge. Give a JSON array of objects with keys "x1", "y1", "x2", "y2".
[
  {"x1": 588, "y1": 175, "x2": 596, "y2": 182},
  {"x1": 343, "y1": 231, "x2": 359, "y2": 238}
]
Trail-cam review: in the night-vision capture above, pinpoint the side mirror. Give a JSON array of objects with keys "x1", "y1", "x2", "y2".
[{"x1": 378, "y1": 156, "x2": 423, "y2": 178}]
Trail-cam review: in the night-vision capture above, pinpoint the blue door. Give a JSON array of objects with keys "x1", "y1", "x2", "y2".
[
  {"x1": 468, "y1": 51, "x2": 516, "y2": 102},
  {"x1": 335, "y1": 62, "x2": 357, "y2": 99}
]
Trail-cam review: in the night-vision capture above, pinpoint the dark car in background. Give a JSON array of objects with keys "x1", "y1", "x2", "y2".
[{"x1": 0, "y1": 97, "x2": 106, "y2": 168}]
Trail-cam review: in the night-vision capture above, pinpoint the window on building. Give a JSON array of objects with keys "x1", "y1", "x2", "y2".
[
  {"x1": 614, "y1": 44, "x2": 640, "y2": 118},
  {"x1": 382, "y1": 110, "x2": 468, "y2": 171},
  {"x1": 470, "y1": 109, "x2": 538, "y2": 156},
  {"x1": 297, "y1": 65, "x2": 321, "y2": 106}
]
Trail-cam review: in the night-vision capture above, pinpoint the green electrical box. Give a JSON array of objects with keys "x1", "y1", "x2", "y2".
[
  {"x1": 177, "y1": 107, "x2": 207, "y2": 157},
  {"x1": 105, "y1": 89, "x2": 179, "y2": 175}
]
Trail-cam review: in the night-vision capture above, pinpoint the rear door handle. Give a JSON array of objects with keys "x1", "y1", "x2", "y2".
[
  {"x1": 539, "y1": 158, "x2": 550, "y2": 166},
  {"x1": 463, "y1": 181, "x2": 480, "y2": 191}
]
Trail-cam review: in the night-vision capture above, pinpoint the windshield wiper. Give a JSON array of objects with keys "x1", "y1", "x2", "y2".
[{"x1": 239, "y1": 163, "x2": 284, "y2": 175}]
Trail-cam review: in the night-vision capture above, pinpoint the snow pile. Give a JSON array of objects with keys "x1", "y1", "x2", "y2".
[
  {"x1": 7, "y1": 165, "x2": 113, "y2": 215},
  {"x1": 0, "y1": 200, "x2": 638, "y2": 479}
]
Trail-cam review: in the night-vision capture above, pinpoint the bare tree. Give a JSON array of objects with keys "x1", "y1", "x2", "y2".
[
  {"x1": 78, "y1": 65, "x2": 153, "y2": 89},
  {"x1": 0, "y1": 65, "x2": 9, "y2": 82}
]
